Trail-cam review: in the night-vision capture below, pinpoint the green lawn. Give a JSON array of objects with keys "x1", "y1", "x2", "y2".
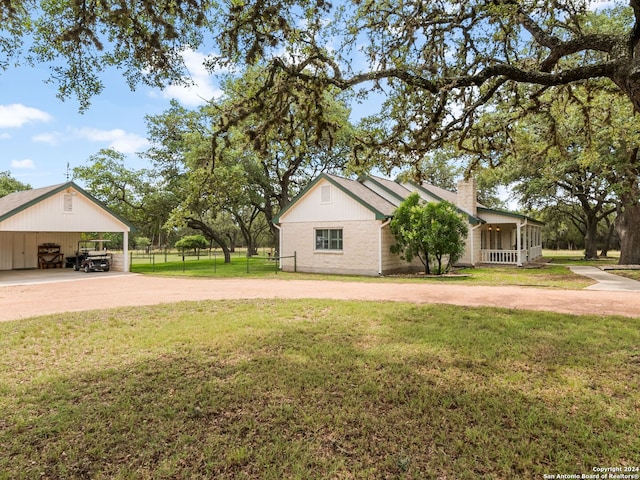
[
  {"x1": 130, "y1": 250, "x2": 595, "y2": 289},
  {"x1": 608, "y1": 270, "x2": 640, "y2": 282},
  {"x1": 1, "y1": 300, "x2": 638, "y2": 479},
  {"x1": 131, "y1": 253, "x2": 281, "y2": 277}
]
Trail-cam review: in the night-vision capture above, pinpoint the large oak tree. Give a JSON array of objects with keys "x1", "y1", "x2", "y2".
[{"x1": 5, "y1": 1, "x2": 640, "y2": 262}]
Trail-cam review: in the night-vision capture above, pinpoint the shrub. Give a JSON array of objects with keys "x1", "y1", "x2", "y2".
[{"x1": 390, "y1": 193, "x2": 468, "y2": 274}]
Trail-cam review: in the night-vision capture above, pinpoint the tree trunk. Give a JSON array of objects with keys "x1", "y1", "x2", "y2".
[
  {"x1": 583, "y1": 217, "x2": 599, "y2": 260},
  {"x1": 616, "y1": 201, "x2": 640, "y2": 264},
  {"x1": 185, "y1": 217, "x2": 232, "y2": 263},
  {"x1": 599, "y1": 218, "x2": 615, "y2": 258}
]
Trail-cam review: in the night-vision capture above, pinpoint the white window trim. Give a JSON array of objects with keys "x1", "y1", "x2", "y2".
[{"x1": 314, "y1": 228, "x2": 343, "y2": 252}]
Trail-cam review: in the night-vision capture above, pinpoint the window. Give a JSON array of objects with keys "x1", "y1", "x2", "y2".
[{"x1": 315, "y1": 229, "x2": 343, "y2": 250}]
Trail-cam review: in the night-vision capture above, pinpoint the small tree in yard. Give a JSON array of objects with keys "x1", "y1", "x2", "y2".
[
  {"x1": 390, "y1": 193, "x2": 468, "y2": 275},
  {"x1": 134, "y1": 236, "x2": 151, "y2": 253},
  {"x1": 175, "y1": 235, "x2": 208, "y2": 256}
]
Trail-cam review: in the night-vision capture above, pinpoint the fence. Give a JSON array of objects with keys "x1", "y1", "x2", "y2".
[{"x1": 130, "y1": 250, "x2": 296, "y2": 275}]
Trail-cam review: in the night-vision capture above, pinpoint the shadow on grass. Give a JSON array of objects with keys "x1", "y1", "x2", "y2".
[{"x1": 1, "y1": 302, "x2": 639, "y2": 479}]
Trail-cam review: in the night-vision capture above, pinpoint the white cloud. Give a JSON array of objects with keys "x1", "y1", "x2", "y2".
[
  {"x1": 73, "y1": 127, "x2": 150, "y2": 153},
  {"x1": 0, "y1": 132, "x2": 10, "y2": 140},
  {"x1": 11, "y1": 159, "x2": 36, "y2": 169},
  {"x1": 32, "y1": 132, "x2": 60, "y2": 145},
  {"x1": 31, "y1": 126, "x2": 149, "y2": 153},
  {"x1": 0, "y1": 104, "x2": 52, "y2": 128},
  {"x1": 159, "y1": 49, "x2": 224, "y2": 106}
]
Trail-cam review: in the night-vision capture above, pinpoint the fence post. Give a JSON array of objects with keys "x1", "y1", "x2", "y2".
[
  {"x1": 246, "y1": 254, "x2": 250, "y2": 274},
  {"x1": 152, "y1": 252, "x2": 155, "y2": 272},
  {"x1": 130, "y1": 251, "x2": 132, "y2": 270},
  {"x1": 294, "y1": 251, "x2": 297, "y2": 272},
  {"x1": 182, "y1": 251, "x2": 185, "y2": 273}
]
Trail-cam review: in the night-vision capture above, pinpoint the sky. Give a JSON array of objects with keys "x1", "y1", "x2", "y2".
[
  {"x1": 0, "y1": 49, "x2": 228, "y2": 189},
  {"x1": 0, "y1": 49, "x2": 384, "y2": 191}
]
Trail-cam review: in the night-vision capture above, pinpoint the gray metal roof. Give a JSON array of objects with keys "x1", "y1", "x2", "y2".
[{"x1": 325, "y1": 174, "x2": 397, "y2": 217}]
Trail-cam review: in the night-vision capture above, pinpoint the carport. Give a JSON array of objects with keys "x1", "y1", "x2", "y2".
[{"x1": 0, "y1": 182, "x2": 132, "y2": 273}]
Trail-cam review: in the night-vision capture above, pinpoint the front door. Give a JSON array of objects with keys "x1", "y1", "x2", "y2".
[{"x1": 12, "y1": 233, "x2": 38, "y2": 269}]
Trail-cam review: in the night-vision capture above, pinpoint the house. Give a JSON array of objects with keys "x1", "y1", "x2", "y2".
[
  {"x1": 273, "y1": 173, "x2": 544, "y2": 276},
  {"x1": 0, "y1": 182, "x2": 133, "y2": 272}
]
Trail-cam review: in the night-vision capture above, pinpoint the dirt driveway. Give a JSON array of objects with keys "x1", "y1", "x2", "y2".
[{"x1": 1, "y1": 273, "x2": 639, "y2": 321}]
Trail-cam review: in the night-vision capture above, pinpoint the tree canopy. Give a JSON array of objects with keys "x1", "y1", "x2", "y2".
[
  {"x1": 5, "y1": 1, "x2": 640, "y2": 120},
  {"x1": 0, "y1": 171, "x2": 30, "y2": 197}
]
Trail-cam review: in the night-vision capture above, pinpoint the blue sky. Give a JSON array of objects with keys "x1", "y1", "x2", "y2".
[
  {"x1": 0, "y1": 49, "x2": 226, "y2": 189},
  {"x1": 0, "y1": 48, "x2": 382, "y2": 190}
]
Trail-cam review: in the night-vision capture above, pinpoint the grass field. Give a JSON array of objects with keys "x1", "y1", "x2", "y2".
[
  {"x1": 129, "y1": 250, "x2": 598, "y2": 289},
  {"x1": 615, "y1": 270, "x2": 640, "y2": 281},
  {"x1": 1, "y1": 300, "x2": 639, "y2": 479}
]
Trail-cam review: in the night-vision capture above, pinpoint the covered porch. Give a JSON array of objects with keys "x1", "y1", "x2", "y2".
[{"x1": 479, "y1": 221, "x2": 543, "y2": 266}]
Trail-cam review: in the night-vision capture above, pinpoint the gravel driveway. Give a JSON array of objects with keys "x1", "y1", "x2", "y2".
[{"x1": 1, "y1": 273, "x2": 639, "y2": 321}]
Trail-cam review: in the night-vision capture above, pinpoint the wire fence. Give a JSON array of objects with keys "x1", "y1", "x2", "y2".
[{"x1": 130, "y1": 250, "x2": 296, "y2": 275}]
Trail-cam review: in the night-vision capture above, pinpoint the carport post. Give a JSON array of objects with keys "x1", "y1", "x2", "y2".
[{"x1": 123, "y1": 231, "x2": 129, "y2": 271}]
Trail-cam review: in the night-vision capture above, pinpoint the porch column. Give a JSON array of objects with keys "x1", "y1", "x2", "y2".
[{"x1": 516, "y1": 222, "x2": 522, "y2": 267}]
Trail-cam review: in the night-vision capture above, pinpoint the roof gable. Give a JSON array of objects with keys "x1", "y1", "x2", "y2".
[
  {"x1": 274, "y1": 173, "x2": 397, "y2": 223},
  {"x1": 0, "y1": 182, "x2": 134, "y2": 231},
  {"x1": 0, "y1": 184, "x2": 64, "y2": 220}
]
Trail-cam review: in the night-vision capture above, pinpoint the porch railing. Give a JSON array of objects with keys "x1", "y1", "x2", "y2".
[
  {"x1": 529, "y1": 245, "x2": 543, "y2": 260},
  {"x1": 481, "y1": 248, "x2": 541, "y2": 264},
  {"x1": 481, "y1": 249, "x2": 525, "y2": 264}
]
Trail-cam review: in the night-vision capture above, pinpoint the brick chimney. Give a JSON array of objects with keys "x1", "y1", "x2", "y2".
[{"x1": 456, "y1": 178, "x2": 477, "y2": 216}]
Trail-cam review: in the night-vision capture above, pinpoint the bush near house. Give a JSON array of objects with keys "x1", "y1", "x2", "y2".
[{"x1": 390, "y1": 193, "x2": 468, "y2": 275}]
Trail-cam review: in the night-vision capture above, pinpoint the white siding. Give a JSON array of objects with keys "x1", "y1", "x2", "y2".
[
  {"x1": 0, "y1": 232, "x2": 12, "y2": 269},
  {"x1": 35, "y1": 232, "x2": 83, "y2": 260},
  {"x1": 478, "y1": 211, "x2": 523, "y2": 225},
  {"x1": 0, "y1": 232, "x2": 82, "y2": 271},
  {"x1": 280, "y1": 180, "x2": 377, "y2": 223},
  {"x1": 0, "y1": 188, "x2": 129, "y2": 233},
  {"x1": 458, "y1": 225, "x2": 482, "y2": 266}
]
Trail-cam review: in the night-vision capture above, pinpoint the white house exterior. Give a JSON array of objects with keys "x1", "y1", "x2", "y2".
[
  {"x1": 0, "y1": 182, "x2": 133, "y2": 272},
  {"x1": 273, "y1": 173, "x2": 544, "y2": 276}
]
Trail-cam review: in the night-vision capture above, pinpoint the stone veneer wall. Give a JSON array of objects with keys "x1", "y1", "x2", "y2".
[
  {"x1": 110, "y1": 253, "x2": 126, "y2": 272},
  {"x1": 456, "y1": 178, "x2": 477, "y2": 216},
  {"x1": 280, "y1": 220, "x2": 381, "y2": 276}
]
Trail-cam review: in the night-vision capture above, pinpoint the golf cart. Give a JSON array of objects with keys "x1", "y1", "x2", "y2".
[{"x1": 73, "y1": 240, "x2": 112, "y2": 273}]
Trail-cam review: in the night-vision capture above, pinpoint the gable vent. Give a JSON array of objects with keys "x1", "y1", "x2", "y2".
[
  {"x1": 63, "y1": 193, "x2": 74, "y2": 213},
  {"x1": 320, "y1": 185, "x2": 331, "y2": 204}
]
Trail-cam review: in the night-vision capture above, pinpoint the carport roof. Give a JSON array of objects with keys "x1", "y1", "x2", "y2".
[{"x1": 0, "y1": 181, "x2": 134, "y2": 229}]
